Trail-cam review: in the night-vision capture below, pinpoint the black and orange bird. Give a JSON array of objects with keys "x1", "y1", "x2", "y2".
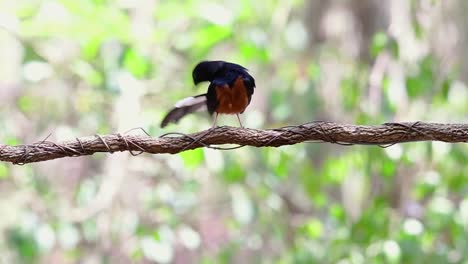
[{"x1": 160, "y1": 60, "x2": 255, "y2": 128}]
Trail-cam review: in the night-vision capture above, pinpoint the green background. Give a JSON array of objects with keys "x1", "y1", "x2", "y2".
[{"x1": 0, "y1": 0, "x2": 467, "y2": 263}]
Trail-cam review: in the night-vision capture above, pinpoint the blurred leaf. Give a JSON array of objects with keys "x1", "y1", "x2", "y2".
[
  {"x1": 7, "y1": 228, "x2": 39, "y2": 263},
  {"x1": 72, "y1": 61, "x2": 103, "y2": 86},
  {"x1": 135, "y1": 225, "x2": 152, "y2": 238},
  {"x1": 432, "y1": 77, "x2": 454, "y2": 107},
  {"x1": 1, "y1": 0, "x2": 467, "y2": 262},
  {"x1": 22, "y1": 44, "x2": 45, "y2": 62},
  {"x1": 152, "y1": 230, "x2": 161, "y2": 241},
  {"x1": 223, "y1": 162, "x2": 246, "y2": 183},
  {"x1": 17, "y1": 96, "x2": 35, "y2": 113},
  {"x1": 388, "y1": 38, "x2": 400, "y2": 58},
  {"x1": 154, "y1": 1, "x2": 194, "y2": 21},
  {"x1": 381, "y1": 75, "x2": 397, "y2": 114},
  {"x1": 414, "y1": 182, "x2": 436, "y2": 200},
  {"x1": 262, "y1": 149, "x2": 290, "y2": 179},
  {"x1": 323, "y1": 156, "x2": 350, "y2": 184},
  {"x1": 3, "y1": 136, "x2": 21, "y2": 146},
  {"x1": 406, "y1": 56, "x2": 435, "y2": 98},
  {"x1": 406, "y1": 77, "x2": 425, "y2": 98},
  {"x1": 381, "y1": 158, "x2": 396, "y2": 178},
  {"x1": 330, "y1": 204, "x2": 346, "y2": 222},
  {"x1": 312, "y1": 193, "x2": 327, "y2": 208},
  {"x1": 413, "y1": 20, "x2": 424, "y2": 39},
  {"x1": 307, "y1": 63, "x2": 321, "y2": 80},
  {"x1": 274, "y1": 152, "x2": 290, "y2": 178},
  {"x1": 15, "y1": 2, "x2": 39, "y2": 18},
  {"x1": 370, "y1": 32, "x2": 388, "y2": 57},
  {"x1": 239, "y1": 42, "x2": 268, "y2": 62},
  {"x1": 123, "y1": 48, "x2": 152, "y2": 79},
  {"x1": 131, "y1": 248, "x2": 144, "y2": 262},
  {"x1": 81, "y1": 36, "x2": 102, "y2": 60},
  {"x1": 270, "y1": 89, "x2": 285, "y2": 106},
  {"x1": 0, "y1": 163, "x2": 9, "y2": 179},
  {"x1": 351, "y1": 197, "x2": 390, "y2": 244},
  {"x1": 398, "y1": 237, "x2": 424, "y2": 263},
  {"x1": 192, "y1": 25, "x2": 232, "y2": 57},
  {"x1": 440, "y1": 77, "x2": 452, "y2": 101},
  {"x1": 303, "y1": 219, "x2": 323, "y2": 239},
  {"x1": 300, "y1": 163, "x2": 320, "y2": 198},
  {"x1": 341, "y1": 77, "x2": 361, "y2": 110},
  {"x1": 447, "y1": 171, "x2": 467, "y2": 193},
  {"x1": 179, "y1": 148, "x2": 204, "y2": 168}
]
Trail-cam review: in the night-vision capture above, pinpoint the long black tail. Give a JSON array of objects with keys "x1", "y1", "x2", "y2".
[{"x1": 160, "y1": 94, "x2": 207, "y2": 127}]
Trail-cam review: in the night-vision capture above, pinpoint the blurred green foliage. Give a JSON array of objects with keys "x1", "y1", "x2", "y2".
[{"x1": 0, "y1": 0, "x2": 467, "y2": 263}]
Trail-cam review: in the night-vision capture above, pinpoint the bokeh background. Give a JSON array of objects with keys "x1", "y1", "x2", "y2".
[{"x1": 0, "y1": 0, "x2": 467, "y2": 263}]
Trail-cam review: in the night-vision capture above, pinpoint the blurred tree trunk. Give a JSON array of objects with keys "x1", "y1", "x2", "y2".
[
  {"x1": 304, "y1": 0, "x2": 389, "y2": 61},
  {"x1": 457, "y1": 1, "x2": 468, "y2": 83},
  {"x1": 350, "y1": 0, "x2": 389, "y2": 61}
]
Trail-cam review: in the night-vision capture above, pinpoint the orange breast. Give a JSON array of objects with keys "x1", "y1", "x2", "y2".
[{"x1": 215, "y1": 77, "x2": 249, "y2": 114}]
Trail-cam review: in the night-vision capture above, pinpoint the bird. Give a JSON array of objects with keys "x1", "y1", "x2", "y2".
[{"x1": 160, "y1": 60, "x2": 256, "y2": 128}]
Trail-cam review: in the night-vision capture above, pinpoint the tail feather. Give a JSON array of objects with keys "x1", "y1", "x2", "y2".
[{"x1": 160, "y1": 94, "x2": 207, "y2": 127}]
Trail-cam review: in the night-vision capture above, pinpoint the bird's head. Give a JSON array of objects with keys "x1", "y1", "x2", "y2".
[{"x1": 192, "y1": 61, "x2": 227, "y2": 84}]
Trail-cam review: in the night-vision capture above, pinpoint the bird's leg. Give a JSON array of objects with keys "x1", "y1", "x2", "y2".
[
  {"x1": 236, "y1": 114, "x2": 244, "y2": 128},
  {"x1": 212, "y1": 113, "x2": 219, "y2": 128}
]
